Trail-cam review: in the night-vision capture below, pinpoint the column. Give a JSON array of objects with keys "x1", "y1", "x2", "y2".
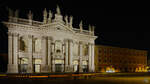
[
  {"x1": 13, "y1": 33, "x2": 19, "y2": 73},
  {"x1": 91, "y1": 44, "x2": 95, "y2": 72},
  {"x1": 62, "y1": 43, "x2": 65, "y2": 72},
  {"x1": 48, "y1": 37, "x2": 52, "y2": 72},
  {"x1": 27, "y1": 35, "x2": 33, "y2": 73},
  {"x1": 79, "y1": 41, "x2": 83, "y2": 72},
  {"x1": 61, "y1": 64, "x2": 64, "y2": 72},
  {"x1": 68, "y1": 40, "x2": 73, "y2": 72},
  {"x1": 7, "y1": 32, "x2": 13, "y2": 73},
  {"x1": 51, "y1": 42, "x2": 55, "y2": 72},
  {"x1": 41, "y1": 36, "x2": 49, "y2": 73},
  {"x1": 64, "y1": 40, "x2": 69, "y2": 72},
  {"x1": 88, "y1": 43, "x2": 92, "y2": 72}
]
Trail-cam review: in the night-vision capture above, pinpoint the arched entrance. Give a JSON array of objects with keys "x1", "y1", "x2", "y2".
[
  {"x1": 55, "y1": 60, "x2": 64, "y2": 72},
  {"x1": 33, "y1": 59, "x2": 41, "y2": 73},
  {"x1": 18, "y1": 58, "x2": 28, "y2": 73},
  {"x1": 82, "y1": 61, "x2": 88, "y2": 72},
  {"x1": 73, "y1": 60, "x2": 79, "y2": 72}
]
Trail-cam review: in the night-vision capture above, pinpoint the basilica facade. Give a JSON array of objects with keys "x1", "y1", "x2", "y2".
[{"x1": 3, "y1": 6, "x2": 97, "y2": 73}]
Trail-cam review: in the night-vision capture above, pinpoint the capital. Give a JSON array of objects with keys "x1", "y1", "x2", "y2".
[
  {"x1": 8, "y1": 32, "x2": 12, "y2": 36},
  {"x1": 42, "y1": 36, "x2": 47, "y2": 39},
  {"x1": 88, "y1": 43, "x2": 92, "y2": 45},
  {"x1": 64, "y1": 39, "x2": 69, "y2": 42},
  {"x1": 13, "y1": 33, "x2": 19, "y2": 37},
  {"x1": 69, "y1": 39, "x2": 73, "y2": 43},
  {"x1": 28, "y1": 35, "x2": 33, "y2": 38},
  {"x1": 79, "y1": 41, "x2": 83, "y2": 44},
  {"x1": 91, "y1": 43, "x2": 95, "y2": 46},
  {"x1": 48, "y1": 36, "x2": 53, "y2": 40}
]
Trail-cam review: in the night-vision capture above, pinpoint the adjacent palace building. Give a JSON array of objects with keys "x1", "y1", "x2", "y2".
[
  {"x1": 95, "y1": 45, "x2": 147, "y2": 73},
  {"x1": 3, "y1": 6, "x2": 97, "y2": 73}
]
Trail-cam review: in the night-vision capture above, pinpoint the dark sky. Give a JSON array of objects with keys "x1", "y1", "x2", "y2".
[{"x1": 0, "y1": 0, "x2": 150, "y2": 59}]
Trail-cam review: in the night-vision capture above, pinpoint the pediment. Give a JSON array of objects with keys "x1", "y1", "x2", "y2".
[
  {"x1": 54, "y1": 24, "x2": 74, "y2": 33},
  {"x1": 41, "y1": 22, "x2": 75, "y2": 33}
]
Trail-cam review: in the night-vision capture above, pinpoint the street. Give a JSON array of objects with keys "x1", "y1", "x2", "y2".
[{"x1": 0, "y1": 73, "x2": 150, "y2": 84}]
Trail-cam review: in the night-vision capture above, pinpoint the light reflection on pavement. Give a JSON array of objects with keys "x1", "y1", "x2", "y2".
[
  {"x1": 1, "y1": 73, "x2": 150, "y2": 84},
  {"x1": 92, "y1": 76, "x2": 150, "y2": 84}
]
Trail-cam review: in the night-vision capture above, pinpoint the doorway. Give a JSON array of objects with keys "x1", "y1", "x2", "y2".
[
  {"x1": 73, "y1": 60, "x2": 79, "y2": 72},
  {"x1": 83, "y1": 65, "x2": 88, "y2": 72},
  {"x1": 55, "y1": 64, "x2": 62, "y2": 72},
  {"x1": 33, "y1": 59, "x2": 41, "y2": 73},
  {"x1": 73, "y1": 65, "x2": 79, "y2": 72},
  {"x1": 18, "y1": 58, "x2": 28, "y2": 73},
  {"x1": 34, "y1": 64, "x2": 41, "y2": 73},
  {"x1": 19, "y1": 64, "x2": 28, "y2": 73}
]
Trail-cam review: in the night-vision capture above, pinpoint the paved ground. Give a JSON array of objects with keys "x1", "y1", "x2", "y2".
[
  {"x1": 0, "y1": 73, "x2": 150, "y2": 84},
  {"x1": 92, "y1": 76, "x2": 150, "y2": 84},
  {"x1": 1, "y1": 76, "x2": 150, "y2": 84}
]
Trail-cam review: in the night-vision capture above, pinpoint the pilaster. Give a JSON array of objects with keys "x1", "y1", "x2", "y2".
[
  {"x1": 13, "y1": 33, "x2": 19, "y2": 73},
  {"x1": 8, "y1": 32, "x2": 13, "y2": 65},
  {"x1": 51, "y1": 41, "x2": 55, "y2": 72},
  {"x1": 41, "y1": 36, "x2": 49, "y2": 73},
  {"x1": 79, "y1": 41, "x2": 83, "y2": 72},
  {"x1": 68, "y1": 39, "x2": 73, "y2": 72},
  {"x1": 64, "y1": 39, "x2": 69, "y2": 72},
  {"x1": 48, "y1": 37, "x2": 52, "y2": 72},
  {"x1": 88, "y1": 43, "x2": 92, "y2": 72},
  {"x1": 91, "y1": 43, "x2": 95, "y2": 72},
  {"x1": 27, "y1": 35, "x2": 33, "y2": 73},
  {"x1": 7, "y1": 32, "x2": 13, "y2": 73}
]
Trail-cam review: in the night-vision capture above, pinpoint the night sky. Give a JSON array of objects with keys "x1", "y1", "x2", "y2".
[{"x1": 0, "y1": 0, "x2": 150, "y2": 60}]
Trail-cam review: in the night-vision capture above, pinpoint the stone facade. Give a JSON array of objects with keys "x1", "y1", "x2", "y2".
[
  {"x1": 95, "y1": 45, "x2": 147, "y2": 72},
  {"x1": 3, "y1": 6, "x2": 97, "y2": 73}
]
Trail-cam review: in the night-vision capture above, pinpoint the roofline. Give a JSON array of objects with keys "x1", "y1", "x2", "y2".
[{"x1": 95, "y1": 44, "x2": 148, "y2": 52}]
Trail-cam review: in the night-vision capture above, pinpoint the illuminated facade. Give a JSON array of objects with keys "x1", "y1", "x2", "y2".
[
  {"x1": 95, "y1": 45, "x2": 147, "y2": 73},
  {"x1": 147, "y1": 60, "x2": 150, "y2": 71},
  {"x1": 3, "y1": 6, "x2": 97, "y2": 73}
]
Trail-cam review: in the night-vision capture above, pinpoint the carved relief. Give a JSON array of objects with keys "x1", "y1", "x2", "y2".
[
  {"x1": 19, "y1": 36, "x2": 28, "y2": 52},
  {"x1": 83, "y1": 44, "x2": 88, "y2": 56}
]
